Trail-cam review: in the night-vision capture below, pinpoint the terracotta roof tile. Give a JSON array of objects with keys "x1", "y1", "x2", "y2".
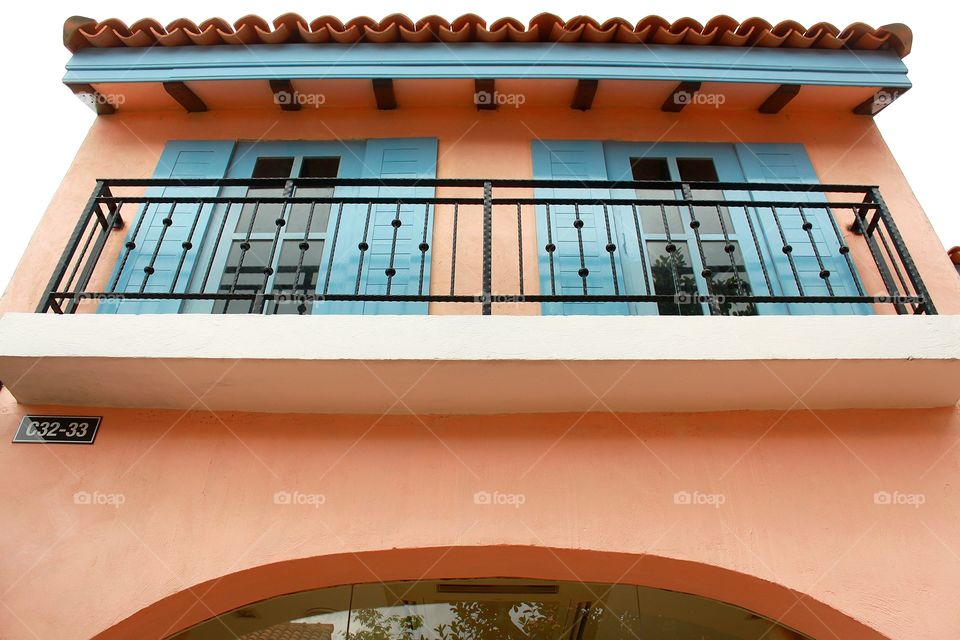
[{"x1": 62, "y1": 13, "x2": 912, "y2": 57}]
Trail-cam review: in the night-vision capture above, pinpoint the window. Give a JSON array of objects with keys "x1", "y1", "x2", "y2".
[
  {"x1": 214, "y1": 156, "x2": 340, "y2": 314},
  {"x1": 630, "y1": 156, "x2": 756, "y2": 316},
  {"x1": 177, "y1": 578, "x2": 812, "y2": 639}
]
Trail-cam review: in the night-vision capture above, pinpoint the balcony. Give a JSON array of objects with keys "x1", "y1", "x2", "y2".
[
  {"x1": 1, "y1": 177, "x2": 957, "y2": 414},
  {"x1": 33, "y1": 177, "x2": 937, "y2": 316}
]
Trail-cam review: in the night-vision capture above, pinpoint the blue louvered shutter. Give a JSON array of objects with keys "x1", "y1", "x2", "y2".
[
  {"x1": 532, "y1": 140, "x2": 627, "y2": 315},
  {"x1": 734, "y1": 143, "x2": 869, "y2": 315},
  {"x1": 334, "y1": 138, "x2": 437, "y2": 315},
  {"x1": 100, "y1": 140, "x2": 236, "y2": 313}
]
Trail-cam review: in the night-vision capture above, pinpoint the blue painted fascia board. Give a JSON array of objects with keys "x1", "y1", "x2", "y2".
[{"x1": 63, "y1": 43, "x2": 910, "y2": 89}]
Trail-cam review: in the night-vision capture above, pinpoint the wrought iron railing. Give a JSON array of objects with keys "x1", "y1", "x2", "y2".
[{"x1": 37, "y1": 178, "x2": 936, "y2": 315}]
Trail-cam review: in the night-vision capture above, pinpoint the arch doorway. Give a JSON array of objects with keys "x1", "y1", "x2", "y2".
[{"x1": 172, "y1": 578, "x2": 808, "y2": 640}]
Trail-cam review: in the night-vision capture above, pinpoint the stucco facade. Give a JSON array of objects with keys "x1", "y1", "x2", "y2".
[{"x1": 1, "y1": 14, "x2": 958, "y2": 640}]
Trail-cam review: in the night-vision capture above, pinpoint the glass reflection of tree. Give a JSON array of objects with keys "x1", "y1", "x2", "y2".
[
  {"x1": 347, "y1": 601, "x2": 640, "y2": 640},
  {"x1": 650, "y1": 251, "x2": 757, "y2": 317},
  {"x1": 650, "y1": 251, "x2": 701, "y2": 316}
]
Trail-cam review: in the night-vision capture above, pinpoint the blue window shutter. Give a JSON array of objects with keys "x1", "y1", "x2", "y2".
[
  {"x1": 333, "y1": 138, "x2": 437, "y2": 315},
  {"x1": 532, "y1": 140, "x2": 627, "y2": 315},
  {"x1": 100, "y1": 140, "x2": 236, "y2": 313},
  {"x1": 734, "y1": 143, "x2": 870, "y2": 315}
]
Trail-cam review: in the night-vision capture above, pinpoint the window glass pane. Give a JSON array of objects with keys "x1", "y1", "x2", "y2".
[
  {"x1": 288, "y1": 188, "x2": 333, "y2": 235},
  {"x1": 647, "y1": 240, "x2": 703, "y2": 316},
  {"x1": 289, "y1": 157, "x2": 340, "y2": 234},
  {"x1": 271, "y1": 239, "x2": 325, "y2": 314},
  {"x1": 702, "y1": 241, "x2": 757, "y2": 316},
  {"x1": 238, "y1": 188, "x2": 286, "y2": 233},
  {"x1": 178, "y1": 579, "x2": 811, "y2": 640},
  {"x1": 630, "y1": 157, "x2": 681, "y2": 235},
  {"x1": 214, "y1": 239, "x2": 273, "y2": 314},
  {"x1": 347, "y1": 582, "x2": 641, "y2": 640},
  {"x1": 252, "y1": 157, "x2": 294, "y2": 178},
  {"x1": 237, "y1": 158, "x2": 296, "y2": 233},
  {"x1": 300, "y1": 157, "x2": 340, "y2": 178},
  {"x1": 676, "y1": 157, "x2": 732, "y2": 235}
]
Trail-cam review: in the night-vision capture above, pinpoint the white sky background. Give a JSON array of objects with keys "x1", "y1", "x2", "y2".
[{"x1": 0, "y1": 1, "x2": 957, "y2": 296}]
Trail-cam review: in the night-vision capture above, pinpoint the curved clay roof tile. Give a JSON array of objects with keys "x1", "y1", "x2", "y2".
[{"x1": 60, "y1": 14, "x2": 914, "y2": 57}]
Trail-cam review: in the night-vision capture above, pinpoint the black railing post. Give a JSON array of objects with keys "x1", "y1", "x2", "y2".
[
  {"x1": 36, "y1": 181, "x2": 108, "y2": 313},
  {"x1": 855, "y1": 192, "x2": 907, "y2": 314},
  {"x1": 482, "y1": 180, "x2": 493, "y2": 315},
  {"x1": 65, "y1": 185, "x2": 124, "y2": 314},
  {"x1": 869, "y1": 187, "x2": 937, "y2": 314}
]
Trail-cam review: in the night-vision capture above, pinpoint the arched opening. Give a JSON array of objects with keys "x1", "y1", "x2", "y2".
[
  {"x1": 171, "y1": 578, "x2": 809, "y2": 640},
  {"x1": 92, "y1": 547, "x2": 890, "y2": 640}
]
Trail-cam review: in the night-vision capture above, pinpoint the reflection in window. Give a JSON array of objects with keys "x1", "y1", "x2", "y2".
[
  {"x1": 239, "y1": 157, "x2": 295, "y2": 234},
  {"x1": 214, "y1": 239, "x2": 326, "y2": 314},
  {"x1": 272, "y1": 240, "x2": 324, "y2": 314},
  {"x1": 630, "y1": 157, "x2": 682, "y2": 236},
  {"x1": 702, "y1": 241, "x2": 757, "y2": 316},
  {"x1": 214, "y1": 240, "x2": 273, "y2": 314},
  {"x1": 676, "y1": 157, "x2": 733, "y2": 235},
  {"x1": 289, "y1": 157, "x2": 340, "y2": 234},
  {"x1": 176, "y1": 579, "x2": 810, "y2": 640},
  {"x1": 647, "y1": 240, "x2": 703, "y2": 316}
]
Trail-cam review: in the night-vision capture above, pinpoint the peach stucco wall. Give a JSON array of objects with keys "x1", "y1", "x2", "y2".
[
  {"x1": 1, "y1": 398, "x2": 959, "y2": 639},
  {"x1": 1, "y1": 105, "x2": 958, "y2": 315},
  {"x1": 2, "y1": 104, "x2": 960, "y2": 640}
]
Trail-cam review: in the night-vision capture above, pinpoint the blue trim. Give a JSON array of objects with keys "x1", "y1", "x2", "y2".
[
  {"x1": 734, "y1": 143, "x2": 871, "y2": 316},
  {"x1": 99, "y1": 140, "x2": 236, "y2": 314},
  {"x1": 318, "y1": 137, "x2": 438, "y2": 315},
  {"x1": 532, "y1": 140, "x2": 628, "y2": 316},
  {"x1": 64, "y1": 43, "x2": 910, "y2": 88}
]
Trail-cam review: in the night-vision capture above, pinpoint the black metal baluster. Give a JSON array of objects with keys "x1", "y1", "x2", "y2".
[
  {"x1": 769, "y1": 206, "x2": 804, "y2": 296},
  {"x1": 38, "y1": 181, "x2": 108, "y2": 312},
  {"x1": 682, "y1": 184, "x2": 716, "y2": 315},
  {"x1": 139, "y1": 202, "x2": 177, "y2": 293},
  {"x1": 355, "y1": 203, "x2": 373, "y2": 295},
  {"x1": 199, "y1": 202, "x2": 233, "y2": 295},
  {"x1": 418, "y1": 203, "x2": 430, "y2": 296},
  {"x1": 869, "y1": 187, "x2": 936, "y2": 314},
  {"x1": 516, "y1": 203, "x2": 525, "y2": 296},
  {"x1": 481, "y1": 181, "x2": 493, "y2": 315},
  {"x1": 601, "y1": 204, "x2": 619, "y2": 295},
  {"x1": 629, "y1": 205, "x2": 651, "y2": 295},
  {"x1": 64, "y1": 210, "x2": 103, "y2": 292},
  {"x1": 289, "y1": 202, "x2": 317, "y2": 315},
  {"x1": 658, "y1": 203, "x2": 683, "y2": 311},
  {"x1": 64, "y1": 190, "x2": 124, "y2": 314},
  {"x1": 256, "y1": 181, "x2": 295, "y2": 313},
  {"x1": 169, "y1": 201, "x2": 207, "y2": 294},
  {"x1": 875, "y1": 225, "x2": 911, "y2": 298},
  {"x1": 824, "y1": 206, "x2": 863, "y2": 296},
  {"x1": 225, "y1": 201, "x2": 260, "y2": 314},
  {"x1": 322, "y1": 202, "x2": 345, "y2": 297},
  {"x1": 572, "y1": 203, "x2": 589, "y2": 295},
  {"x1": 854, "y1": 203, "x2": 904, "y2": 314},
  {"x1": 385, "y1": 203, "x2": 402, "y2": 295},
  {"x1": 102, "y1": 200, "x2": 142, "y2": 293},
  {"x1": 544, "y1": 203, "x2": 557, "y2": 295},
  {"x1": 742, "y1": 205, "x2": 774, "y2": 297},
  {"x1": 797, "y1": 206, "x2": 834, "y2": 296},
  {"x1": 714, "y1": 203, "x2": 746, "y2": 298},
  {"x1": 449, "y1": 202, "x2": 459, "y2": 295}
]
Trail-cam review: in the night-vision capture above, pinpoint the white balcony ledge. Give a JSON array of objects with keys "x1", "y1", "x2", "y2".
[{"x1": 0, "y1": 313, "x2": 957, "y2": 414}]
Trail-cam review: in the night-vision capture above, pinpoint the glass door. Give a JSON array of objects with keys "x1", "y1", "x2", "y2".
[
  {"x1": 604, "y1": 143, "x2": 764, "y2": 316},
  {"x1": 189, "y1": 141, "x2": 364, "y2": 314}
]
